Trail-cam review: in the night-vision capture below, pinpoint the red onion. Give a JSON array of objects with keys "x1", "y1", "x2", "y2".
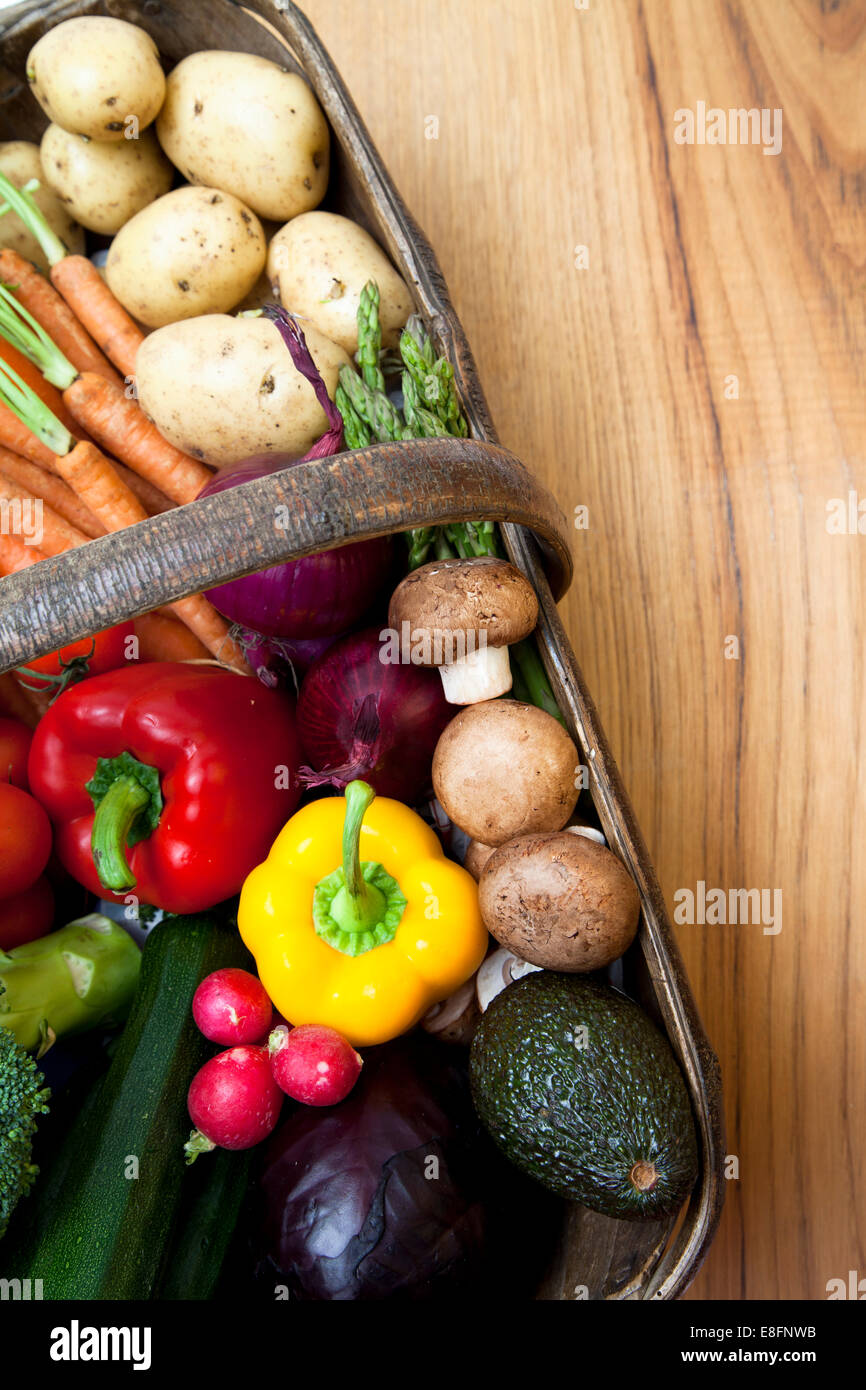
[
  {"x1": 297, "y1": 627, "x2": 453, "y2": 804},
  {"x1": 232, "y1": 626, "x2": 342, "y2": 688},
  {"x1": 200, "y1": 307, "x2": 393, "y2": 639}
]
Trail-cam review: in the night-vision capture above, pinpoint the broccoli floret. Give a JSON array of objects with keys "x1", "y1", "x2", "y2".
[{"x1": 0, "y1": 1022, "x2": 50, "y2": 1239}]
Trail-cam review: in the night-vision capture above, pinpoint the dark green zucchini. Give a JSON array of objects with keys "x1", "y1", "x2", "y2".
[
  {"x1": 1, "y1": 912, "x2": 252, "y2": 1299},
  {"x1": 158, "y1": 1144, "x2": 255, "y2": 1300}
]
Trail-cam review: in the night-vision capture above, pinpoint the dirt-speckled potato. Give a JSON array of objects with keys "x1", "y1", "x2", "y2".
[
  {"x1": 105, "y1": 186, "x2": 266, "y2": 329},
  {"x1": 0, "y1": 141, "x2": 84, "y2": 271},
  {"x1": 39, "y1": 124, "x2": 173, "y2": 236},
  {"x1": 27, "y1": 17, "x2": 166, "y2": 141},
  {"x1": 156, "y1": 51, "x2": 329, "y2": 222},
  {"x1": 267, "y1": 212, "x2": 413, "y2": 354},
  {"x1": 135, "y1": 314, "x2": 350, "y2": 466}
]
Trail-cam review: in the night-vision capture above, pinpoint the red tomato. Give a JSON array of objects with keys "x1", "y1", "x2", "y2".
[
  {"x1": 15, "y1": 621, "x2": 136, "y2": 694},
  {"x1": 0, "y1": 717, "x2": 32, "y2": 790},
  {"x1": 0, "y1": 875, "x2": 54, "y2": 950},
  {"x1": 0, "y1": 783, "x2": 53, "y2": 897}
]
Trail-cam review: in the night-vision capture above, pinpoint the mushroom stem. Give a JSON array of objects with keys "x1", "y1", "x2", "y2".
[{"x1": 439, "y1": 644, "x2": 512, "y2": 705}]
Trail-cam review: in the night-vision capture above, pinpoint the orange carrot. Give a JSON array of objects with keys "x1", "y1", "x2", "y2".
[
  {"x1": 0, "y1": 532, "x2": 46, "y2": 575},
  {"x1": 0, "y1": 449, "x2": 105, "y2": 538},
  {"x1": 133, "y1": 611, "x2": 211, "y2": 664},
  {"x1": 63, "y1": 372, "x2": 211, "y2": 505},
  {"x1": 0, "y1": 398, "x2": 58, "y2": 469},
  {"x1": 54, "y1": 441, "x2": 249, "y2": 673},
  {"x1": 50, "y1": 256, "x2": 145, "y2": 380},
  {"x1": 113, "y1": 461, "x2": 175, "y2": 516},
  {"x1": 54, "y1": 439, "x2": 148, "y2": 531},
  {"x1": 0, "y1": 335, "x2": 85, "y2": 438},
  {"x1": 0, "y1": 477, "x2": 90, "y2": 556},
  {"x1": 0, "y1": 249, "x2": 122, "y2": 387},
  {"x1": 167, "y1": 596, "x2": 249, "y2": 672}
]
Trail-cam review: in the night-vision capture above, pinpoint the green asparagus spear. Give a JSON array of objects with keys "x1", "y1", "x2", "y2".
[
  {"x1": 337, "y1": 364, "x2": 409, "y2": 442},
  {"x1": 335, "y1": 383, "x2": 373, "y2": 450},
  {"x1": 356, "y1": 281, "x2": 386, "y2": 393}
]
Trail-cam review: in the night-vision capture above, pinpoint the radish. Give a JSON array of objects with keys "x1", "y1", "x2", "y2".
[
  {"x1": 268, "y1": 1023, "x2": 363, "y2": 1107},
  {"x1": 192, "y1": 967, "x2": 273, "y2": 1046},
  {"x1": 184, "y1": 1044, "x2": 283, "y2": 1162}
]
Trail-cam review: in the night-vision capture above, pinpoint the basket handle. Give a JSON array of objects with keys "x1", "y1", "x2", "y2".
[{"x1": 0, "y1": 436, "x2": 572, "y2": 674}]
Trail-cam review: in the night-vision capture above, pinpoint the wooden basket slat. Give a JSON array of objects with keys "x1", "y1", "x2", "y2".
[{"x1": 0, "y1": 437, "x2": 573, "y2": 673}]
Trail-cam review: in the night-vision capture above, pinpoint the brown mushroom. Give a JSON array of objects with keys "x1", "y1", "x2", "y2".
[
  {"x1": 475, "y1": 946, "x2": 542, "y2": 1012},
  {"x1": 432, "y1": 699, "x2": 580, "y2": 845},
  {"x1": 388, "y1": 556, "x2": 538, "y2": 704},
  {"x1": 421, "y1": 978, "x2": 480, "y2": 1045},
  {"x1": 478, "y1": 830, "x2": 640, "y2": 971},
  {"x1": 463, "y1": 838, "x2": 497, "y2": 880},
  {"x1": 564, "y1": 820, "x2": 607, "y2": 846}
]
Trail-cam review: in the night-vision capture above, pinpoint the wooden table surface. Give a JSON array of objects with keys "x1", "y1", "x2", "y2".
[{"x1": 301, "y1": 0, "x2": 865, "y2": 1301}]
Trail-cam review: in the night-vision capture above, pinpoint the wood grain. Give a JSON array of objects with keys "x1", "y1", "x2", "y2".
[{"x1": 294, "y1": 0, "x2": 866, "y2": 1300}]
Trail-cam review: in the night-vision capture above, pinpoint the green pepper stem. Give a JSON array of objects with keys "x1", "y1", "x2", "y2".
[
  {"x1": 90, "y1": 775, "x2": 151, "y2": 892},
  {"x1": 312, "y1": 783, "x2": 407, "y2": 956},
  {"x1": 333, "y1": 780, "x2": 384, "y2": 933}
]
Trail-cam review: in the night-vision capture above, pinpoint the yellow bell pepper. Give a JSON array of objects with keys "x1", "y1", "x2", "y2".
[{"x1": 238, "y1": 781, "x2": 487, "y2": 1047}]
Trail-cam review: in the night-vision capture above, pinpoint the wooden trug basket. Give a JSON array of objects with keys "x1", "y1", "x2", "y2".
[{"x1": 0, "y1": 0, "x2": 725, "y2": 1300}]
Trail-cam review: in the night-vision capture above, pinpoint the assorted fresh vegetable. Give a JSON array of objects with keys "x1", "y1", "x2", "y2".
[
  {"x1": 296, "y1": 626, "x2": 452, "y2": 802},
  {"x1": 470, "y1": 973, "x2": 699, "y2": 1221},
  {"x1": 0, "y1": 14, "x2": 701, "y2": 1303},
  {"x1": 0, "y1": 1021, "x2": 49, "y2": 1238},
  {"x1": 0, "y1": 876, "x2": 54, "y2": 952},
  {"x1": 39, "y1": 123, "x2": 173, "y2": 237},
  {"x1": 268, "y1": 1023, "x2": 363, "y2": 1107},
  {"x1": 0, "y1": 715, "x2": 32, "y2": 788},
  {"x1": 0, "y1": 911, "x2": 249, "y2": 1298},
  {"x1": 0, "y1": 141, "x2": 84, "y2": 274},
  {"x1": 185, "y1": 1044, "x2": 284, "y2": 1162},
  {"x1": 238, "y1": 780, "x2": 487, "y2": 1046},
  {"x1": 135, "y1": 312, "x2": 350, "y2": 466},
  {"x1": 28, "y1": 663, "x2": 300, "y2": 912},
  {"x1": 0, "y1": 914, "x2": 140, "y2": 1052},
  {"x1": 192, "y1": 968, "x2": 274, "y2": 1048},
  {"x1": 254, "y1": 1035, "x2": 557, "y2": 1300},
  {"x1": 0, "y1": 781, "x2": 51, "y2": 897}
]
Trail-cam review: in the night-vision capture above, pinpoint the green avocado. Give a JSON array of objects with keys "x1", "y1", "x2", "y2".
[{"x1": 469, "y1": 972, "x2": 699, "y2": 1221}]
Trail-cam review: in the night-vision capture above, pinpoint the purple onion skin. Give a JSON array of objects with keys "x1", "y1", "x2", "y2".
[
  {"x1": 234, "y1": 627, "x2": 341, "y2": 688},
  {"x1": 296, "y1": 626, "x2": 453, "y2": 804},
  {"x1": 199, "y1": 455, "x2": 393, "y2": 640}
]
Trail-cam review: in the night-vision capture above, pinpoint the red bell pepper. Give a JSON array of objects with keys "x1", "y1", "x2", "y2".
[{"x1": 28, "y1": 663, "x2": 301, "y2": 915}]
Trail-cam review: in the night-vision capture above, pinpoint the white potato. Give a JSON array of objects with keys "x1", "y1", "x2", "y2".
[
  {"x1": 135, "y1": 315, "x2": 350, "y2": 466},
  {"x1": 106, "y1": 186, "x2": 266, "y2": 329},
  {"x1": 0, "y1": 141, "x2": 84, "y2": 271},
  {"x1": 156, "y1": 51, "x2": 329, "y2": 222},
  {"x1": 40, "y1": 124, "x2": 173, "y2": 236},
  {"x1": 27, "y1": 17, "x2": 166, "y2": 141},
  {"x1": 267, "y1": 212, "x2": 412, "y2": 354}
]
